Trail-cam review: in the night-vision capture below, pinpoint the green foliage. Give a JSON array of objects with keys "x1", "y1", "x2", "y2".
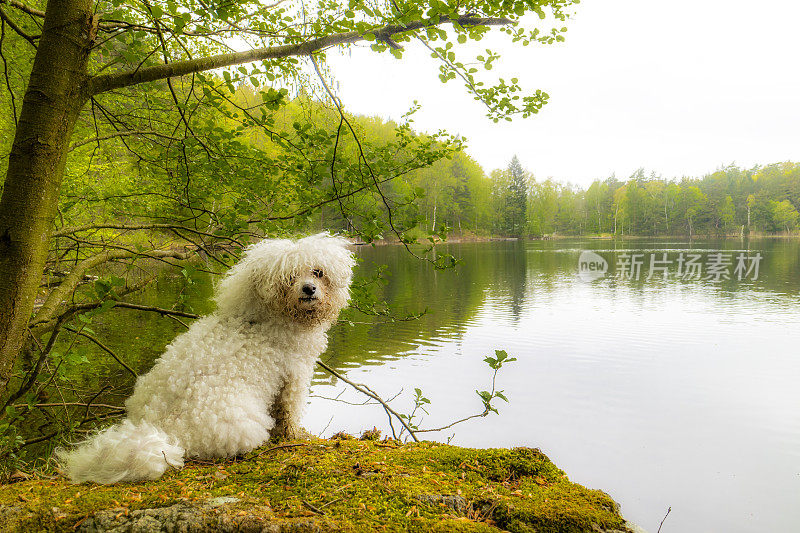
[
  {"x1": 502, "y1": 161, "x2": 800, "y2": 237},
  {"x1": 476, "y1": 350, "x2": 516, "y2": 414},
  {"x1": 483, "y1": 349, "x2": 517, "y2": 371},
  {"x1": 399, "y1": 388, "x2": 432, "y2": 432},
  {"x1": 176, "y1": 266, "x2": 199, "y2": 312},
  {"x1": 494, "y1": 156, "x2": 529, "y2": 236},
  {"x1": 770, "y1": 199, "x2": 800, "y2": 232}
]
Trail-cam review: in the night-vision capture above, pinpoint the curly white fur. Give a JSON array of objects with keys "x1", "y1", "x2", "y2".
[{"x1": 58, "y1": 233, "x2": 355, "y2": 484}]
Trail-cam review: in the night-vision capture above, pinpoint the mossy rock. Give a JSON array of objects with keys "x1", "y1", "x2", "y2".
[{"x1": 0, "y1": 438, "x2": 634, "y2": 532}]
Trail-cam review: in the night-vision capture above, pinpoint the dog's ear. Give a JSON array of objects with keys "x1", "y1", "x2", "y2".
[
  {"x1": 300, "y1": 233, "x2": 356, "y2": 288},
  {"x1": 215, "y1": 238, "x2": 295, "y2": 315}
]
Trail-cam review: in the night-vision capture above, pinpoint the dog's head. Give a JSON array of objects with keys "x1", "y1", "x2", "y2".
[{"x1": 215, "y1": 233, "x2": 355, "y2": 327}]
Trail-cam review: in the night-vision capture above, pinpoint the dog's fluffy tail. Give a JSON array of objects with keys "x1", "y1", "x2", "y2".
[{"x1": 57, "y1": 419, "x2": 184, "y2": 484}]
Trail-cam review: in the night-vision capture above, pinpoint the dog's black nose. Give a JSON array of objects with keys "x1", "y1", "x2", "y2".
[{"x1": 302, "y1": 283, "x2": 316, "y2": 296}]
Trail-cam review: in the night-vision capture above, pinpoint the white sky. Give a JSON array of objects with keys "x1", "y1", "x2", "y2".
[{"x1": 327, "y1": 0, "x2": 800, "y2": 187}]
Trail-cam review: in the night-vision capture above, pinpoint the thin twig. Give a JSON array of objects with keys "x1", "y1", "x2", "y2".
[
  {"x1": 413, "y1": 409, "x2": 491, "y2": 434},
  {"x1": 68, "y1": 130, "x2": 183, "y2": 151},
  {"x1": 64, "y1": 327, "x2": 138, "y2": 378},
  {"x1": 319, "y1": 497, "x2": 342, "y2": 509},
  {"x1": 0, "y1": 317, "x2": 66, "y2": 416},
  {"x1": 657, "y1": 506, "x2": 671, "y2": 533},
  {"x1": 14, "y1": 401, "x2": 122, "y2": 410},
  {"x1": 302, "y1": 500, "x2": 325, "y2": 515},
  {"x1": 166, "y1": 314, "x2": 191, "y2": 329},
  {"x1": 315, "y1": 360, "x2": 418, "y2": 442},
  {"x1": 309, "y1": 53, "x2": 442, "y2": 266},
  {"x1": 162, "y1": 450, "x2": 180, "y2": 471},
  {"x1": 97, "y1": 302, "x2": 200, "y2": 319},
  {"x1": 317, "y1": 415, "x2": 334, "y2": 437},
  {"x1": 245, "y1": 442, "x2": 307, "y2": 461},
  {"x1": 82, "y1": 385, "x2": 112, "y2": 423}
]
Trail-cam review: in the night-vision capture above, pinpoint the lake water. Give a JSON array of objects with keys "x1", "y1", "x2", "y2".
[
  {"x1": 76, "y1": 238, "x2": 800, "y2": 532},
  {"x1": 313, "y1": 238, "x2": 800, "y2": 533}
]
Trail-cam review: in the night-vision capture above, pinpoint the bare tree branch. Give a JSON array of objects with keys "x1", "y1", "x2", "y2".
[
  {"x1": 104, "y1": 302, "x2": 200, "y2": 319},
  {"x1": 63, "y1": 326, "x2": 138, "y2": 378},
  {"x1": 68, "y1": 130, "x2": 183, "y2": 151},
  {"x1": 315, "y1": 359, "x2": 418, "y2": 442},
  {"x1": 413, "y1": 410, "x2": 491, "y2": 434},
  {"x1": 32, "y1": 248, "x2": 191, "y2": 328},
  {"x1": 0, "y1": 0, "x2": 44, "y2": 19},
  {"x1": 0, "y1": 316, "x2": 66, "y2": 416},
  {"x1": 14, "y1": 401, "x2": 123, "y2": 410},
  {"x1": 52, "y1": 223, "x2": 242, "y2": 247},
  {"x1": 28, "y1": 279, "x2": 194, "y2": 337},
  {"x1": 0, "y1": 4, "x2": 36, "y2": 46}
]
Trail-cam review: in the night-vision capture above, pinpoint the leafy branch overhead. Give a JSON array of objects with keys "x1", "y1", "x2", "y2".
[{"x1": 80, "y1": 0, "x2": 576, "y2": 121}]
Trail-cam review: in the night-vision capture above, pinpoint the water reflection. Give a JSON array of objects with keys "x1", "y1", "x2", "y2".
[{"x1": 323, "y1": 238, "x2": 799, "y2": 370}]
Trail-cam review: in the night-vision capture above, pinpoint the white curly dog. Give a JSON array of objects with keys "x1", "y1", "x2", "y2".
[{"x1": 58, "y1": 233, "x2": 355, "y2": 484}]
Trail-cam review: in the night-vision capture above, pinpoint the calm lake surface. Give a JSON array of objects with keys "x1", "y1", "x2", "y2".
[{"x1": 85, "y1": 238, "x2": 800, "y2": 532}]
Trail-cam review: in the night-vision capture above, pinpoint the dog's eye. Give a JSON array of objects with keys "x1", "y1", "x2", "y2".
[{"x1": 312, "y1": 269, "x2": 324, "y2": 278}]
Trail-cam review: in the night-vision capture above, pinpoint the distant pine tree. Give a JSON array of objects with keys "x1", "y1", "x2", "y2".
[{"x1": 505, "y1": 155, "x2": 529, "y2": 236}]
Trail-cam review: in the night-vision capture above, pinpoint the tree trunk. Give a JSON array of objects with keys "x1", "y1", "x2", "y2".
[
  {"x1": 0, "y1": 0, "x2": 93, "y2": 392},
  {"x1": 613, "y1": 208, "x2": 618, "y2": 235}
]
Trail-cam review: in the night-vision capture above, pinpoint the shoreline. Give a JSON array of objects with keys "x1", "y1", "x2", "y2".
[{"x1": 353, "y1": 233, "x2": 800, "y2": 246}]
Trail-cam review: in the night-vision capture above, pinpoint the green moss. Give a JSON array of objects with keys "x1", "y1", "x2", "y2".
[{"x1": 0, "y1": 439, "x2": 631, "y2": 532}]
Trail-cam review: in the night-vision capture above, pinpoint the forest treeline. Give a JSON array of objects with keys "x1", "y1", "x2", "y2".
[
  {"x1": 4, "y1": 83, "x2": 797, "y2": 241},
  {"x1": 212, "y1": 90, "x2": 800, "y2": 240},
  {"x1": 222, "y1": 91, "x2": 800, "y2": 240},
  {"x1": 496, "y1": 160, "x2": 800, "y2": 237},
  {"x1": 302, "y1": 108, "x2": 800, "y2": 239}
]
